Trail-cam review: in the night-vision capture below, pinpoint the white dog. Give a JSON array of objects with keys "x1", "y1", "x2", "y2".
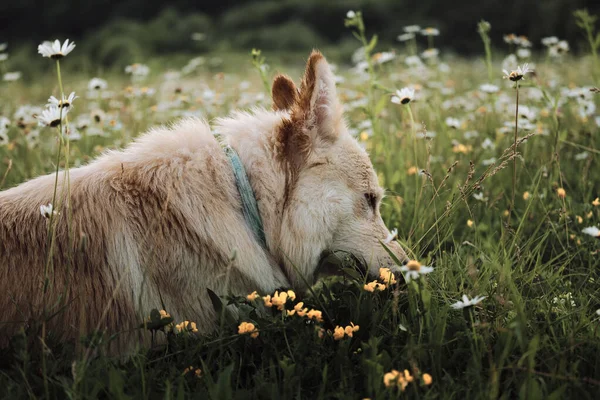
[{"x1": 0, "y1": 51, "x2": 407, "y2": 351}]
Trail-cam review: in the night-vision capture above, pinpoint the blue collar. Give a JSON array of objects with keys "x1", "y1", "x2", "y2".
[{"x1": 221, "y1": 144, "x2": 267, "y2": 249}]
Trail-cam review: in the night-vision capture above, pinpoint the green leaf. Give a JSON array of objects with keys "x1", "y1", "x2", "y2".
[{"x1": 366, "y1": 35, "x2": 378, "y2": 53}]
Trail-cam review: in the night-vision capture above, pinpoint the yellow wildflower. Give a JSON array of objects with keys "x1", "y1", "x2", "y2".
[
  {"x1": 467, "y1": 219, "x2": 474, "y2": 228},
  {"x1": 383, "y1": 370, "x2": 400, "y2": 387},
  {"x1": 407, "y1": 166, "x2": 418, "y2": 175},
  {"x1": 238, "y1": 321, "x2": 259, "y2": 338},
  {"x1": 364, "y1": 280, "x2": 387, "y2": 292},
  {"x1": 292, "y1": 302, "x2": 308, "y2": 317},
  {"x1": 159, "y1": 310, "x2": 171, "y2": 319},
  {"x1": 246, "y1": 291, "x2": 259, "y2": 301},
  {"x1": 344, "y1": 322, "x2": 360, "y2": 337},
  {"x1": 307, "y1": 309, "x2": 323, "y2": 322},
  {"x1": 333, "y1": 326, "x2": 345, "y2": 340},
  {"x1": 183, "y1": 366, "x2": 202, "y2": 378},
  {"x1": 379, "y1": 267, "x2": 397, "y2": 285},
  {"x1": 286, "y1": 290, "x2": 296, "y2": 301},
  {"x1": 592, "y1": 198, "x2": 600, "y2": 207},
  {"x1": 557, "y1": 188, "x2": 566, "y2": 198},
  {"x1": 271, "y1": 291, "x2": 289, "y2": 310},
  {"x1": 360, "y1": 131, "x2": 369, "y2": 142},
  {"x1": 262, "y1": 294, "x2": 273, "y2": 308},
  {"x1": 523, "y1": 191, "x2": 530, "y2": 200},
  {"x1": 576, "y1": 215, "x2": 583, "y2": 224},
  {"x1": 503, "y1": 210, "x2": 510, "y2": 217},
  {"x1": 176, "y1": 321, "x2": 198, "y2": 333},
  {"x1": 422, "y1": 373, "x2": 433, "y2": 385}
]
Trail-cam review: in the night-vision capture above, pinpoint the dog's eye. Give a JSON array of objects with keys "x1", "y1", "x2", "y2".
[{"x1": 364, "y1": 193, "x2": 378, "y2": 211}]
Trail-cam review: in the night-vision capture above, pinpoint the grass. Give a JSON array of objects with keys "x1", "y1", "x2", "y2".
[{"x1": 1, "y1": 12, "x2": 600, "y2": 399}]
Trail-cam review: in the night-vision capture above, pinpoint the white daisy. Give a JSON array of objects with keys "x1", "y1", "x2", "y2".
[
  {"x1": 445, "y1": 117, "x2": 461, "y2": 129},
  {"x1": 391, "y1": 87, "x2": 415, "y2": 105},
  {"x1": 38, "y1": 39, "x2": 76, "y2": 59},
  {"x1": 480, "y1": 83, "x2": 499, "y2": 94},
  {"x1": 582, "y1": 226, "x2": 600, "y2": 238},
  {"x1": 37, "y1": 105, "x2": 68, "y2": 128},
  {"x1": 541, "y1": 36, "x2": 559, "y2": 46},
  {"x1": 397, "y1": 33, "x2": 415, "y2": 42},
  {"x1": 421, "y1": 27, "x2": 440, "y2": 36},
  {"x1": 125, "y1": 63, "x2": 150, "y2": 77},
  {"x1": 48, "y1": 92, "x2": 78, "y2": 110},
  {"x1": 400, "y1": 260, "x2": 434, "y2": 283},
  {"x1": 346, "y1": 10, "x2": 356, "y2": 19},
  {"x1": 405, "y1": 55, "x2": 423, "y2": 68},
  {"x1": 0, "y1": 130, "x2": 8, "y2": 146},
  {"x1": 0, "y1": 54, "x2": 8, "y2": 62},
  {"x1": 404, "y1": 25, "x2": 421, "y2": 33},
  {"x1": 502, "y1": 63, "x2": 532, "y2": 82},
  {"x1": 383, "y1": 228, "x2": 398, "y2": 244},
  {"x1": 3, "y1": 72, "x2": 21, "y2": 82},
  {"x1": 88, "y1": 77, "x2": 108, "y2": 91},
  {"x1": 450, "y1": 294, "x2": 486, "y2": 310},
  {"x1": 517, "y1": 48, "x2": 531, "y2": 59},
  {"x1": 421, "y1": 48, "x2": 439, "y2": 59}
]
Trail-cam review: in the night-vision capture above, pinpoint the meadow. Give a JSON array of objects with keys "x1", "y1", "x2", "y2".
[{"x1": 1, "y1": 10, "x2": 599, "y2": 399}]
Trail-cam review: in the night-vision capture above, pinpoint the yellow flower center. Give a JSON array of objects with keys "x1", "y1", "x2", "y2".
[{"x1": 406, "y1": 260, "x2": 421, "y2": 271}]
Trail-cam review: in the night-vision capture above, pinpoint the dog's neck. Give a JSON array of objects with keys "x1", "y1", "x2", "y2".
[{"x1": 214, "y1": 110, "x2": 290, "y2": 267}]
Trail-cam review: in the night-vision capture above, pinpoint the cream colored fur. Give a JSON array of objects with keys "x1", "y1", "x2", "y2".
[{"x1": 0, "y1": 51, "x2": 406, "y2": 351}]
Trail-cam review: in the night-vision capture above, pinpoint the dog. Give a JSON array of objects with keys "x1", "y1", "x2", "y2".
[{"x1": 0, "y1": 51, "x2": 407, "y2": 351}]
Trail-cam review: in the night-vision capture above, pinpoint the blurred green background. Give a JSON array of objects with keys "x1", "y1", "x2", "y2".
[{"x1": 1, "y1": 0, "x2": 599, "y2": 72}]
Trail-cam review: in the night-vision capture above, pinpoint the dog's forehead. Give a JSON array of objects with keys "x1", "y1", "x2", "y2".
[{"x1": 329, "y1": 137, "x2": 379, "y2": 191}]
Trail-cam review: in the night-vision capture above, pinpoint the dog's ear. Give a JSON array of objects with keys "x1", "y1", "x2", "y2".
[
  {"x1": 275, "y1": 51, "x2": 341, "y2": 170},
  {"x1": 294, "y1": 50, "x2": 341, "y2": 143},
  {"x1": 272, "y1": 74, "x2": 298, "y2": 111}
]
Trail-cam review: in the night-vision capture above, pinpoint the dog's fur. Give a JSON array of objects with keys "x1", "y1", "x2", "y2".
[{"x1": 0, "y1": 51, "x2": 407, "y2": 350}]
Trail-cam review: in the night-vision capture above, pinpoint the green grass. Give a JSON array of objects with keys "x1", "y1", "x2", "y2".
[{"x1": 1, "y1": 13, "x2": 600, "y2": 399}]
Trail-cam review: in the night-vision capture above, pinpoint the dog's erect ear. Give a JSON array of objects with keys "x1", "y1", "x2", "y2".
[
  {"x1": 294, "y1": 50, "x2": 341, "y2": 142},
  {"x1": 275, "y1": 51, "x2": 341, "y2": 170},
  {"x1": 272, "y1": 74, "x2": 298, "y2": 111}
]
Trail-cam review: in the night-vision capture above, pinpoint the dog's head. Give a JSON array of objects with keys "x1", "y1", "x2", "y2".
[{"x1": 272, "y1": 51, "x2": 408, "y2": 287}]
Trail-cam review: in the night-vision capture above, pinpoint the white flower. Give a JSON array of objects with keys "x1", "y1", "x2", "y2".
[
  {"x1": 421, "y1": 48, "x2": 439, "y2": 59},
  {"x1": 0, "y1": 130, "x2": 8, "y2": 146},
  {"x1": 346, "y1": 10, "x2": 356, "y2": 19},
  {"x1": 0, "y1": 43, "x2": 7, "y2": 52},
  {"x1": 421, "y1": 27, "x2": 440, "y2": 36},
  {"x1": 596, "y1": 309, "x2": 600, "y2": 316},
  {"x1": 481, "y1": 138, "x2": 495, "y2": 150},
  {"x1": 37, "y1": 105, "x2": 68, "y2": 128},
  {"x1": 88, "y1": 78, "x2": 108, "y2": 91},
  {"x1": 391, "y1": 87, "x2": 415, "y2": 105},
  {"x1": 480, "y1": 83, "x2": 499, "y2": 94},
  {"x1": 405, "y1": 55, "x2": 423, "y2": 68},
  {"x1": 40, "y1": 203, "x2": 55, "y2": 219},
  {"x1": 397, "y1": 33, "x2": 415, "y2": 42},
  {"x1": 517, "y1": 48, "x2": 531, "y2": 59},
  {"x1": 373, "y1": 51, "x2": 396, "y2": 64},
  {"x1": 404, "y1": 25, "x2": 421, "y2": 33},
  {"x1": 502, "y1": 63, "x2": 532, "y2": 82},
  {"x1": 3, "y1": 71, "x2": 21, "y2": 82},
  {"x1": 473, "y1": 192, "x2": 487, "y2": 201},
  {"x1": 190, "y1": 32, "x2": 206, "y2": 41},
  {"x1": 450, "y1": 295, "x2": 486, "y2": 310},
  {"x1": 38, "y1": 39, "x2": 76, "y2": 59},
  {"x1": 445, "y1": 117, "x2": 461, "y2": 129},
  {"x1": 541, "y1": 36, "x2": 559, "y2": 46},
  {"x1": 0, "y1": 54, "x2": 8, "y2": 62},
  {"x1": 582, "y1": 226, "x2": 600, "y2": 238},
  {"x1": 384, "y1": 228, "x2": 398, "y2": 244},
  {"x1": 400, "y1": 260, "x2": 434, "y2": 283},
  {"x1": 125, "y1": 63, "x2": 150, "y2": 77},
  {"x1": 48, "y1": 92, "x2": 78, "y2": 110}
]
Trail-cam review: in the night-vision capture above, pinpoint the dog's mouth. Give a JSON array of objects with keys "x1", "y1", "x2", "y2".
[{"x1": 315, "y1": 250, "x2": 371, "y2": 281}]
